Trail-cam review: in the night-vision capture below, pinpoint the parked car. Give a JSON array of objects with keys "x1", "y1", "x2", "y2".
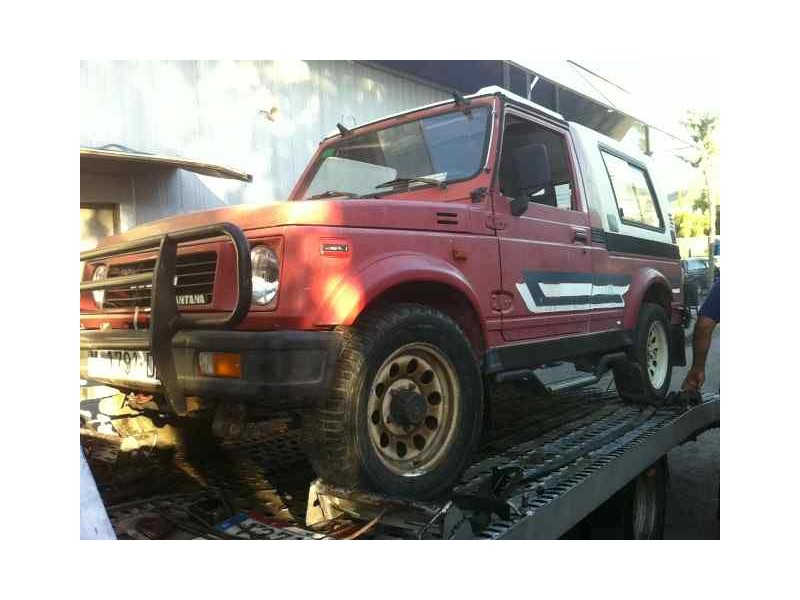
[
  {"x1": 80, "y1": 87, "x2": 686, "y2": 499},
  {"x1": 681, "y1": 257, "x2": 713, "y2": 307}
]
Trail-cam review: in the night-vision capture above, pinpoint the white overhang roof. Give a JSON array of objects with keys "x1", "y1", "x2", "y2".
[{"x1": 80, "y1": 147, "x2": 253, "y2": 182}]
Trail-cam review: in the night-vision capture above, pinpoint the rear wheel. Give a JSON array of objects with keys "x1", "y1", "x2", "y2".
[
  {"x1": 302, "y1": 304, "x2": 483, "y2": 499},
  {"x1": 624, "y1": 458, "x2": 668, "y2": 539},
  {"x1": 614, "y1": 302, "x2": 672, "y2": 403},
  {"x1": 583, "y1": 457, "x2": 668, "y2": 539}
]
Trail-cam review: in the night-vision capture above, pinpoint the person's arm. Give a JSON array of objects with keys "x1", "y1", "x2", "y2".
[
  {"x1": 682, "y1": 279, "x2": 719, "y2": 391},
  {"x1": 682, "y1": 316, "x2": 716, "y2": 390}
]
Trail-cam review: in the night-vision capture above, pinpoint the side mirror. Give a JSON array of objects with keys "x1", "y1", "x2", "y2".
[
  {"x1": 509, "y1": 142, "x2": 552, "y2": 211},
  {"x1": 509, "y1": 196, "x2": 529, "y2": 216}
]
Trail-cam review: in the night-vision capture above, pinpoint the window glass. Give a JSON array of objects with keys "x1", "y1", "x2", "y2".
[
  {"x1": 554, "y1": 183, "x2": 572, "y2": 210},
  {"x1": 420, "y1": 110, "x2": 489, "y2": 178},
  {"x1": 601, "y1": 151, "x2": 662, "y2": 228},
  {"x1": 304, "y1": 108, "x2": 489, "y2": 199},
  {"x1": 499, "y1": 115, "x2": 575, "y2": 211}
]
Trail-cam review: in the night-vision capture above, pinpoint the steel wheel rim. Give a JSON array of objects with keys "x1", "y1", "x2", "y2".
[
  {"x1": 366, "y1": 342, "x2": 460, "y2": 476},
  {"x1": 645, "y1": 321, "x2": 669, "y2": 389},
  {"x1": 632, "y1": 469, "x2": 657, "y2": 539}
]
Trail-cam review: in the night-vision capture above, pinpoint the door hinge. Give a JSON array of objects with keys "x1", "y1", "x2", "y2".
[{"x1": 486, "y1": 214, "x2": 508, "y2": 231}]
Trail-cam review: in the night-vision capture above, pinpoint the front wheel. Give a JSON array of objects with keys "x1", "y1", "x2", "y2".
[
  {"x1": 614, "y1": 302, "x2": 672, "y2": 403},
  {"x1": 302, "y1": 304, "x2": 484, "y2": 499}
]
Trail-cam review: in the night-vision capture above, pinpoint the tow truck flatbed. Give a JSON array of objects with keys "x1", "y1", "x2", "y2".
[{"x1": 83, "y1": 388, "x2": 719, "y2": 540}]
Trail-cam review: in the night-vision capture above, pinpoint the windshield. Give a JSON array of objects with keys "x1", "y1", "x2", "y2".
[{"x1": 302, "y1": 107, "x2": 490, "y2": 199}]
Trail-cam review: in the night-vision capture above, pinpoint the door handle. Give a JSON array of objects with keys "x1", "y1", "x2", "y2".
[{"x1": 572, "y1": 228, "x2": 588, "y2": 243}]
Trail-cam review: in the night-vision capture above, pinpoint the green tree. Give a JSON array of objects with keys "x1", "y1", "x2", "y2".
[
  {"x1": 673, "y1": 209, "x2": 709, "y2": 239},
  {"x1": 680, "y1": 111, "x2": 719, "y2": 285}
]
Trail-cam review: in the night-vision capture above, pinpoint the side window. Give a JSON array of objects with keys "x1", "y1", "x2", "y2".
[
  {"x1": 499, "y1": 115, "x2": 576, "y2": 211},
  {"x1": 601, "y1": 150, "x2": 662, "y2": 229}
]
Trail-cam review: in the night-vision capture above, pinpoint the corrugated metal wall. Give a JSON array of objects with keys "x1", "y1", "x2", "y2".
[{"x1": 80, "y1": 61, "x2": 448, "y2": 225}]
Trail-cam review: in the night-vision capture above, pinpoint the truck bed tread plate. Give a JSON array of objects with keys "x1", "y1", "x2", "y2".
[{"x1": 88, "y1": 389, "x2": 719, "y2": 540}]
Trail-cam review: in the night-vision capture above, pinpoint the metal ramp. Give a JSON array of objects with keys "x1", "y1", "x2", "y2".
[{"x1": 307, "y1": 394, "x2": 719, "y2": 539}]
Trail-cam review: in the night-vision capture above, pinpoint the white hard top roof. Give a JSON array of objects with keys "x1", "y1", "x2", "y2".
[
  {"x1": 568, "y1": 120, "x2": 654, "y2": 166},
  {"x1": 476, "y1": 85, "x2": 565, "y2": 120}
]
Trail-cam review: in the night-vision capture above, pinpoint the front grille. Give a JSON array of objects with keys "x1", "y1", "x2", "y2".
[{"x1": 104, "y1": 252, "x2": 217, "y2": 309}]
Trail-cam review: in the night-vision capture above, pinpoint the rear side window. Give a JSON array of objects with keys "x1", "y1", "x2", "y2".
[{"x1": 601, "y1": 150, "x2": 662, "y2": 229}]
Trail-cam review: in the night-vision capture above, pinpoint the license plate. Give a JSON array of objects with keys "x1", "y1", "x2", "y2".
[{"x1": 87, "y1": 349, "x2": 161, "y2": 385}]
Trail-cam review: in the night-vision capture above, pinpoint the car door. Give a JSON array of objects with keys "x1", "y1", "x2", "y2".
[{"x1": 493, "y1": 108, "x2": 593, "y2": 343}]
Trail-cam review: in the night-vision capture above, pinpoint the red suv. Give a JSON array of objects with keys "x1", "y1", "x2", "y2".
[{"x1": 81, "y1": 87, "x2": 686, "y2": 499}]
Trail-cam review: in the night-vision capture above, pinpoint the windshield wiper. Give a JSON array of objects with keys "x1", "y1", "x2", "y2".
[
  {"x1": 374, "y1": 177, "x2": 447, "y2": 190},
  {"x1": 308, "y1": 190, "x2": 360, "y2": 199}
]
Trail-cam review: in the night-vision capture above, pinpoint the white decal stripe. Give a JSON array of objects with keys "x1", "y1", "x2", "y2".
[
  {"x1": 591, "y1": 284, "x2": 630, "y2": 296},
  {"x1": 538, "y1": 282, "x2": 593, "y2": 297},
  {"x1": 515, "y1": 280, "x2": 630, "y2": 314},
  {"x1": 527, "y1": 302, "x2": 593, "y2": 314},
  {"x1": 517, "y1": 300, "x2": 626, "y2": 314},
  {"x1": 534, "y1": 283, "x2": 629, "y2": 299}
]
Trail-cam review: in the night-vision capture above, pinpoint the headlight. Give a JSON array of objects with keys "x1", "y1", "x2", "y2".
[
  {"x1": 92, "y1": 264, "x2": 108, "y2": 309},
  {"x1": 250, "y1": 245, "x2": 279, "y2": 306}
]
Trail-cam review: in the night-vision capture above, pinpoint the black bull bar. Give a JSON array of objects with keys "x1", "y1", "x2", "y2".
[{"x1": 80, "y1": 223, "x2": 252, "y2": 415}]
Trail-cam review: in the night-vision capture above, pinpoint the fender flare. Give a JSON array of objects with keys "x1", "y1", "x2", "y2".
[
  {"x1": 623, "y1": 267, "x2": 674, "y2": 329},
  {"x1": 313, "y1": 252, "x2": 485, "y2": 332}
]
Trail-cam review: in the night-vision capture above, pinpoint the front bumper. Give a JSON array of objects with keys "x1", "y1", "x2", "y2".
[
  {"x1": 81, "y1": 222, "x2": 258, "y2": 415},
  {"x1": 80, "y1": 329, "x2": 342, "y2": 410}
]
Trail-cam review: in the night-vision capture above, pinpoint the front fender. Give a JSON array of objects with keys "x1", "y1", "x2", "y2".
[{"x1": 312, "y1": 252, "x2": 484, "y2": 328}]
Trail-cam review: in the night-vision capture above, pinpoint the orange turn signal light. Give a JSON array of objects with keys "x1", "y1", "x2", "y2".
[{"x1": 198, "y1": 352, "x2": 242, "y2": 378}]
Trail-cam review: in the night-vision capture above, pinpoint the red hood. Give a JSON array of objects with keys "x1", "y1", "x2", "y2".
[{"x1": 95, "y1": 198, "x2": 473, "y2": 248}]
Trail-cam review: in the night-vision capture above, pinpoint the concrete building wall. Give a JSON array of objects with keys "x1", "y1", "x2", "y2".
[{"x1": 80, "y1": 61, "x2": 448, "y2": 227}]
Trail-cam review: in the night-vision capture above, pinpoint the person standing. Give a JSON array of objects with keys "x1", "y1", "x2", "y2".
[{"x1": 682, "y1": 279, "x2": 720, "y2": 391}]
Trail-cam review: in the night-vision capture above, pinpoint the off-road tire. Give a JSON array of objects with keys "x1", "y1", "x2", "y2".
[
  {"x1": 301, "y1": 303, "x2": 484, "y2": 499},
  {"x1": 614, "y1": 302, "x2": 672, "y2": 404}
]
